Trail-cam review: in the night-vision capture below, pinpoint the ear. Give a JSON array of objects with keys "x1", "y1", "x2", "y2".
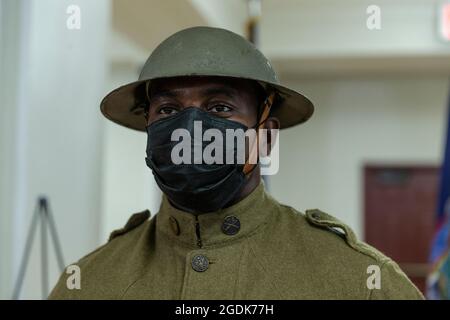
[{"x1": 260, "y1": 116, "x2": 280, "y2": 156}]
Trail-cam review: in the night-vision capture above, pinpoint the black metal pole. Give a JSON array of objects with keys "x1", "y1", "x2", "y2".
[
  {"x1": 40, "y1": 198, "x2": 48, "y2": 299},
  {"x1": 46, "y1": 200, "x2": 66, "y2": 272},
  {"x1": 12, "y1": 204, "x2": 40, "y2": 299},
  {"x1": 12, "y1": 196, "x2": 66, "y2": 299}
]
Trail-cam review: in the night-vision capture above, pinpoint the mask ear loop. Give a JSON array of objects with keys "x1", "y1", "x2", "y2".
[{"x1": 243, "y1": 91, "x2": 276, "y2": 175}]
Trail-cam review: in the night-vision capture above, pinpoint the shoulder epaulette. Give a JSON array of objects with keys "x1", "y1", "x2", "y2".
[
  {"x1": 305, "y1": 209, "x2": 388, "y2": 262},
  {"x1": 108, "y1": 209, "x2": 150, "y2": 242}
]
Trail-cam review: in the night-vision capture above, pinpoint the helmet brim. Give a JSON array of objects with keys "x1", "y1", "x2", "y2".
[{"x1": 100, "y1": 75, "x2": 314, "y2": 131}]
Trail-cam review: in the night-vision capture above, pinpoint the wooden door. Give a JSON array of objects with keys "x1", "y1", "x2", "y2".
[{"x1": 364, "y1": 165, "x2": 439, "y2": 294}]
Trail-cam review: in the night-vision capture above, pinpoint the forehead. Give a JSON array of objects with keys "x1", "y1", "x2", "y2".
[{"x1": 148, "y1": 76, "x2": 261, "y2": 98}]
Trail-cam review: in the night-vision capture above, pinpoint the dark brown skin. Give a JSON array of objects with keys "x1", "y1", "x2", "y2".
[{"x1": 145, "y1": 76, "x2": 280, "y2": 211}]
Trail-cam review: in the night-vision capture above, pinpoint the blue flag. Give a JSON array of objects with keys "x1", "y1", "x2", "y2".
[{"x1": 428, "y1": 85, "x2": 450, "y2": 299}]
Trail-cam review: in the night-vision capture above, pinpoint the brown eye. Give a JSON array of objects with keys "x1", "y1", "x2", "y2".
[
  {"x1": 158, "y1": 105, "x2": 179, "y2": 115},
  {"x1": 208, "y1": 104, "x2": 232, "y2": 113}
]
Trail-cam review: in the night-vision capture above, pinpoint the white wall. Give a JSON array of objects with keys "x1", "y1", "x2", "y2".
[
  {"x1": 100, "y1": 55, "x2": 161, "y2": 242},
  {"x1": 270, "y1": 76, "x2": 449, "y2": 238},
  {"x1": 0, "y1": 0, "x2": 110, "y2": 299},
  {"x1": 0, "y1": 0, "x2": 23, "y2": 301},
  {"x1": 261, "y1": 0, "x2": 450, "y2": 57},
  {"x1": 189, "y1": 0, "x2": 247, "y2": 36}
]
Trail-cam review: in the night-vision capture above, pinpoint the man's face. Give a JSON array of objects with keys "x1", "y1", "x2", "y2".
[
  {"x1": 144, "y1": 76, "x2": 280, "y2": 209},
  {"x1": 146, "y1": 76, "x2": 263, "y2": 127}
]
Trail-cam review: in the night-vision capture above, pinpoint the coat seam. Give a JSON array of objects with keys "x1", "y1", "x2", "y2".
[
  {"x1": 180, "y1": 254, "x2": 192, "y2": 299},
  {"x1": 120, "y1": 276, "x2": 143, "y2": 299}
]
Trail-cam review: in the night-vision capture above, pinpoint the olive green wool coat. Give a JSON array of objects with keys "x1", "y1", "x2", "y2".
[{"x1": 49, "y1": 182, "x2": 424, "y2": 300}]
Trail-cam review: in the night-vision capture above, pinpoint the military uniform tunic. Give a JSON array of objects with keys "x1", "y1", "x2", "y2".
[{"x1": 49, "y1": 182, "x2": 424, "y2": 299}]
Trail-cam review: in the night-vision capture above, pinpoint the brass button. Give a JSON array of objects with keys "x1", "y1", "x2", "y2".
[
  {"x1": 221, "y1": 215, "x2": 240, "y2": 235},
  {"x1": 169, "y1": 216, "x2": 180, "y2": 236},
  {"x1": 191, "y1": 254, "x2": 209, "y2": 272}
]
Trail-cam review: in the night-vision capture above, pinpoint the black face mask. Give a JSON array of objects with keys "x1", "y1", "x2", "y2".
[{"x1": 145, "y1": 107, "x2": 251, "y2": 213}]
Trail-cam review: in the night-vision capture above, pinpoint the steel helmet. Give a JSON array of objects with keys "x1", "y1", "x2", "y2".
[{"x1": 100, "y1": 26, "x2": 314, "y2": 131}]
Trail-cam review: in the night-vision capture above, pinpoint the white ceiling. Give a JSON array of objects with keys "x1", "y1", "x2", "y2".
[{"x1": 111, "y1": 0, "x2": 450, "y2": 78}]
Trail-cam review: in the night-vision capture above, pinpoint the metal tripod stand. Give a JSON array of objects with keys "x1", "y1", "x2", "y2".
[{"x1": 12, "y1": 196, "x2": 65, "y2": 299}]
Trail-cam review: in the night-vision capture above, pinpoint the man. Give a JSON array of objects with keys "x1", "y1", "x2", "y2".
[{"x1": 49, "y1": 27, "x2": 423, "y2": 299}]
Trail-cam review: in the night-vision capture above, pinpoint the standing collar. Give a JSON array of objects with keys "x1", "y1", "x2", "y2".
[{"x1": 156, "y1": 181, "x2": 273, "y2": 249}]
